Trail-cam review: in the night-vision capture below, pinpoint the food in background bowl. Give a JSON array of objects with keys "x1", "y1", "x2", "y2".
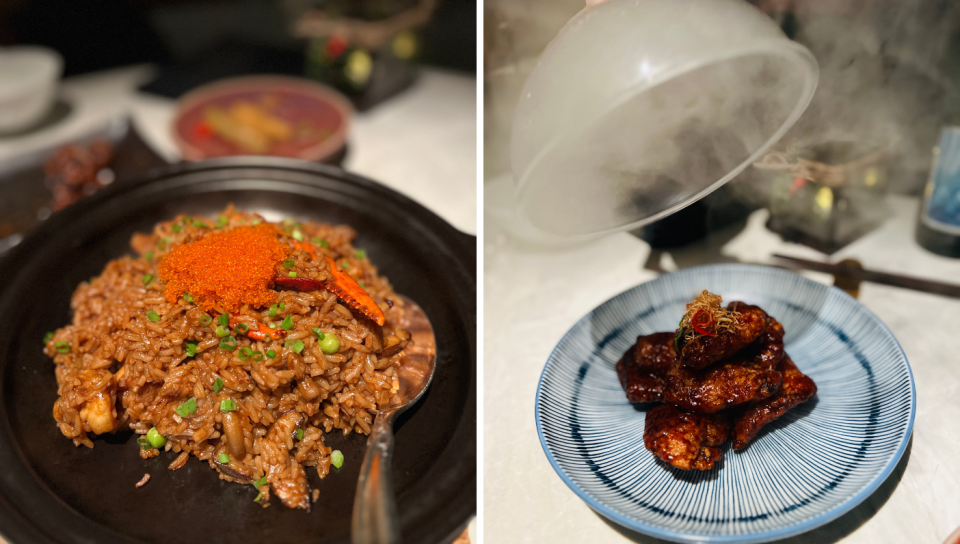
[{"x1": 172, "y1": 76, "x2": 351, "y2": 162}]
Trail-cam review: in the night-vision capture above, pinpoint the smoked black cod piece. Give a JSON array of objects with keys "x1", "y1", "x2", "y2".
[
  {"x1": 615, "y1": 332, "x2": 676, "y2": 403},
  {"x1": 643, "y1": 404, "x2": 732, "y2": 471},
  {"x1": 732, "y1": 355, "x2": 817, "y2": 450},
  {"x1": 678, "y1": 302, "x2": 767, "y2": 370}
]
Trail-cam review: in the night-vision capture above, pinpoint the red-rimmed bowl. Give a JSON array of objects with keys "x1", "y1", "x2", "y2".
[{"x1": 172, "y1": 76, "x2": 351, "y2": 162}]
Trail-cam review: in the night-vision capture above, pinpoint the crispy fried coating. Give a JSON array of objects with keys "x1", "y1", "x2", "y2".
[
  {"x1": 679, "y1": 302, "x2": 767, "y2": 369},
  {"x1": 740, "y1": 316, "x2": 785, "y2": 370},
  {"x1": 643, "y1": 404, "x2": 731, "y2": 470},
  {"x1": 615, "y1": 332, "x2": 677, "y2": 403},
  {"x1": 663, "y1": 357, "x2": 783, "y2": 414},
  {"x1": 732, "y1": 355, "x2": 817, "y2": 450}
]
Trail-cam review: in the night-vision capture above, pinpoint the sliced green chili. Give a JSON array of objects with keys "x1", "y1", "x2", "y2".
[
  {"x1": 219, "y1": 336, "x2": 237, "y2": 351},
  {"x1": 175, "y1": 398, "x2": 197, "y2": 417}
]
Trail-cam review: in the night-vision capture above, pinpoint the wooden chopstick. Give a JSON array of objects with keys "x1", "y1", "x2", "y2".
[{"x1": 772, "y1": 254, "x2": 960, "y2": 298}]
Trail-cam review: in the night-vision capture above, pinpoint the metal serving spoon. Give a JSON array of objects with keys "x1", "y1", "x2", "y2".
[{"x1": 352, "y1": 295, "x2": 436, "y2": 544}]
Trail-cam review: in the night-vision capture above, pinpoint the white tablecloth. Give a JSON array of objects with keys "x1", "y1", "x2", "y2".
[{"x1": 484, "y1": 195, "x2": 960, "y2": 543}]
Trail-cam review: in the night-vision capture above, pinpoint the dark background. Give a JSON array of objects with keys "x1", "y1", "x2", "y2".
[{"x1": 0, "y1": 0, "x2": 475, "y2": 78}]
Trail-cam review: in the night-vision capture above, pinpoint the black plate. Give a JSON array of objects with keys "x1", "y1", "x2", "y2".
[{"x1": 0, "y1": 158, "x2": 476, "y2": 544}]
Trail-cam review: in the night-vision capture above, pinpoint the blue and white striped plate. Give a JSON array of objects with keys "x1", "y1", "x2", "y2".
[{"x1": 535, "y1": 264, "x2": 915, "y2": 543}]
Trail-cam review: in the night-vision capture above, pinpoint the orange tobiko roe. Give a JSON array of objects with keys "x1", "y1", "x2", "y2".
[{"x1": 159, "y1": 224, "x2": 289, "y2": 312}]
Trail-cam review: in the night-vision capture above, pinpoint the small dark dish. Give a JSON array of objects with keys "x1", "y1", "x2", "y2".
[{"x1": 0, "y1": 158, "x2": 476, "y2": 544}]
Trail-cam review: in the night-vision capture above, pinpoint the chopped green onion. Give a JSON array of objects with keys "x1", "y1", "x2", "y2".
[
  {"x1": 312, "y1": 328, "x2": 325, "y2": 340},
  {"x1": 263, "y1": 334, "x2": 273, "y2": 342},
  {"x1": 267, "y1": 322, "x2": 277, "y2": 330},
  {"x1": 192, "y1": 219, "x2": 207, "y2": 228},
  {"x1": 254, "y1": 492, "x2": 263, "y2": 502},
  {"x1": 184, "y1": 292, "x2": 194, "y2": 303},
  {"x1": 279, "y1": 302, "x2": 285, "y2": 310},
  {"x1": 43, "y1": 331, "x2": 54, "y2": 343},
  {"x1": 251, "y1": 217, "x2": 262, "y2": 225},
  {"x1": 217, "y1": 215, "x2": 228, "y2": 228},
  {"x1": 281, "y1": 315, "x2": 294, "y2": 330},
  {"x1": 359, "y1": 282, "x2": 365, "y2": 289},
  {"x1": 341, "y1": 261, "x2": 348, "y2": 269},
  {"x1": 331, "y1": 450, "x2": 344, "y2": 469},
  {"x1": 215, "y1": 325, "x2": 230, "y2": 337},
  {"x1": 172, "y1": 223, "x2": 182, "y2": 233},
  {"x1": 292, "y1": 230, "x2": 304, "y2": 241},
  {"x1": 146, "y1": 311, "x2": 161, "y2": 322},
  {"x1": 235, "y1": 323, "x2": 249, "y2": 334},
  {"x1": 282, "y1": 218, "x2": 294, "y2": 227},
  {"x1": 185, "y1": 343, "x2": 198, "y2": 357},
  {"x1": 320, "y1": 334, "x2": 340, "y2": 354},
  {"x1": 238, "y1": 347, "x2": 252, "y2": 360},
  {"x1": 220, "y1": 398, "x2": 237, "y2": 412},
  {"x1": 175, "y1": 398, "x2": 197, "y2": 417},
  {"x1": 142, "y1": 274, "x2": 154, "y2": 286},
  {"x1": 252, "y1": 351, "x2": 264, "y2": 362},
  {"x1": 312, "y1": 237, "x2": 328, "y2": 248},
  {"x1": 145, "y1": 251, "x2": 153, "y2": 262},
  {"x1": 55, "y1": 341, "x2": 70, "y2": 353},
  {"x1": 218, "y1": 453, "x2": 230, "y2": 464},
  {"x1": 285, "y1": 339, "x2": 305, "y2": 354},
  {"x1": 137, "y1": 437, "x2": 152, "y2": 450},
  {"x1": 219, "y1": 336, "x2": 237, "y2": 351},
  {"x1": 295, "y1": 428, "x2": 304, "y2": 440},
  {"x1": 282, "y1": 258, "x2": 296, "y2": 269},
  {"x1": 266, "y1": 349, "x2": 276, "y2": 358},
  {"x1": 288, "y1": 271, "x2": 297, "y2": 278},
  {"x1": 157, "y1": 238, "x2": 167, "y2": 251},
  {"x1": 254, "y1": 476, "x2": 267, "y2": 488},
  {"x1": 218, "y1": 314, "x2": 229, "y2": 328},
  {"x1": 199, "y1": 314, "x2": 213, "y2": 326},
  {"x1": 213, "y1": 377, "x2": 224, "y2": 393},
  {"x1": 147, "y1": 427, "x2": 166, "y2": 448},
  {"x1": 268, "y1": 304, "x2": 278, "y2": 317},
  {"x1": 355, "y1": 248, "x2": 367, "y2": 259}
]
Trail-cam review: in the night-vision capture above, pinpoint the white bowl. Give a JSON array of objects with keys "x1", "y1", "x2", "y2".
[
  {"x1": 510, "y1": 0, "x2": 818, "y2": 237},
  {"x1": 0, "y1": 46, "x2": 63, "y2": 133}
]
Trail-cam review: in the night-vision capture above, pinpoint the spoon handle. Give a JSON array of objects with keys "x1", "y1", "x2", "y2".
[{"x1": 352, "y1": 411, "x2": 399, "y2": 544}]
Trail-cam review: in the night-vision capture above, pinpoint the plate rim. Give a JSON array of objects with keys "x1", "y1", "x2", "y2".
[{"x1": 534, "y1": 263, "x2": 916, "y2": 544}]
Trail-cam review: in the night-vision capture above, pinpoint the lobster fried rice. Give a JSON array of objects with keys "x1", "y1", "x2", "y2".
[{"x1": 43, "y1": 207, "x2": 411, "y2": 510}]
